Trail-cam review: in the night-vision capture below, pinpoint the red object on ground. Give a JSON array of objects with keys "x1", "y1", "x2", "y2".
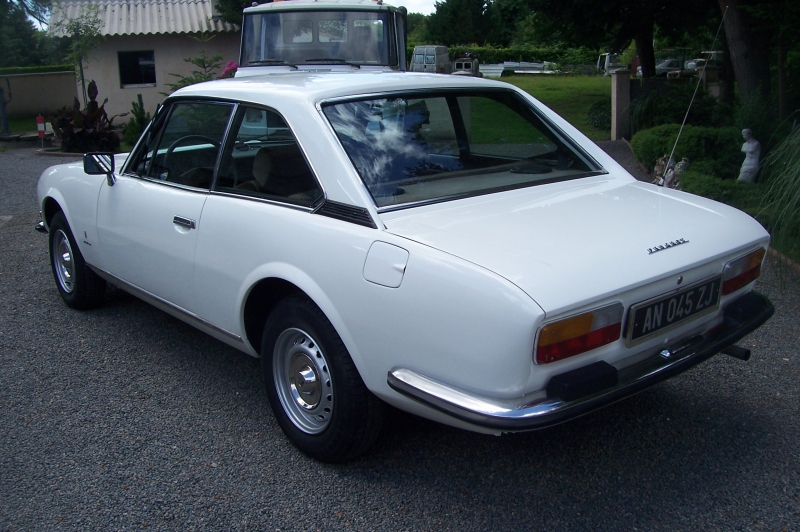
[{"x1": 36, "y1": 115, "x2": 45, "y2": 139}]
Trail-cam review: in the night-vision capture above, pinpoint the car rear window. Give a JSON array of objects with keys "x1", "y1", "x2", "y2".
[{"x1": 322, "y1": 90, "x2": 603, "y2": 209}]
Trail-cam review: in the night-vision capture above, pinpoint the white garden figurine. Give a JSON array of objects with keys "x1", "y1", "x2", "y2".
[{"x1": 738, "y1": 128, "x2": 761, "y2": 182}]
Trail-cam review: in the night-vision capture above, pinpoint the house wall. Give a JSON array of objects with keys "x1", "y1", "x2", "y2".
[
  {"x1": 81, "y1": 32, "x2": 240, "y2": 119},
  {"x1": 2, "y1": 72, "x2": 77, "y2": 117}
]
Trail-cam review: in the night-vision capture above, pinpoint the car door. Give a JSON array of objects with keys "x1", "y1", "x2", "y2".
[
  {"x1": 96, "y1": 100, "x2": 235, "y2": 313},
  {"x1": 192, "y1": 105, "x2": 323, "y2": 336}
]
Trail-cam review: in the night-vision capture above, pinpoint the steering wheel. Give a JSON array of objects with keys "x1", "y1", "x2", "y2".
[{"x1": 163, "y1": 135, "x2": 221, "y2": 169}]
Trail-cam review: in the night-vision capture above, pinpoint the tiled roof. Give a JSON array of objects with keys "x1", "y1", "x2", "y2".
[{"x1": 49, "y1": 0, "x2": 239, "y2": 36}]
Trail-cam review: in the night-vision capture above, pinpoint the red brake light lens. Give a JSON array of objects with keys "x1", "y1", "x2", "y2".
[
  {"x1": 722, "y1": 248, "x2": 766, "y2": 296},
  {"x1": 536, "y1": 303, "x2": 623, "y2": 364}
]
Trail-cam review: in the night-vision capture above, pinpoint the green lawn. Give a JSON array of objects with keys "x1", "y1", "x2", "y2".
[
  {"x1": 4, "y1": 115, "x2": 39, "y2": 134},
  {"x1": 504, "y1": 75, "x2": 611, "y2": 141}
]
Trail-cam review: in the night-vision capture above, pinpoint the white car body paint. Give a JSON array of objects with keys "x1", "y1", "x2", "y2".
[{"x1": 37, "y1": 71, "x2": 772, "y2": 437}]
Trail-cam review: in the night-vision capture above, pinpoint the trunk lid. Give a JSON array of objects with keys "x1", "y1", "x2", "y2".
[{"x1": 380, "y1": 176, "x2": 768, "y2": 315}]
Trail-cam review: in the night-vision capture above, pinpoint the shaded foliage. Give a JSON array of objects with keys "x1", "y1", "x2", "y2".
[
  {"x1": 427, "y1": 0, "x2": 490, "y2": 47},
  {"x1": 526, "y1": 0, "x2": 716, "y2": 77},
  {"x1": 0, "y1": 0, "x2": 50, "y2": 24},
  {"x1": 760, "y1": 126, "x2": 800, "y2": 260},
  {"x1": 0, "y1": 5, "x2": 43, "y2": 67},
  {"x1": 163, "y1": 50, "x2": 224, "y2": 94},
  {"x1": 122, "y1": 93, "x2": 151, "y2": 147},
  {"x1": 630, "y1": 124, "x2": 742, "y2": 179},
  {"x1": 629, "y1": 82, "x2": 729, "y2": 133},
  {"x1": 586, "y1": 100, "x2": 611, "y2": 131},
  {"x1": 49, "y1": 4, "x2": 104, "y2": 106},
  {"x1": 441, "y1": 45, "x2": 597, "y2": 66},
  {"x1": 215, "y1": 0, "x2": 249, "y2": 25}
]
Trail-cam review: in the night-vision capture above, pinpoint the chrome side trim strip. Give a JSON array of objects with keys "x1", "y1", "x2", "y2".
[
  {"x1": 388, "y1": 291, "x2": 773, "y2": 432},
  {"x1": 89, "y1": 266, "x2": 244, "y2": 344}
]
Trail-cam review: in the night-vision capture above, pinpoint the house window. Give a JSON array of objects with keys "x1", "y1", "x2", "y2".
[{"x1": 118, "y1": 51, "x2": 156, "y2": 88}]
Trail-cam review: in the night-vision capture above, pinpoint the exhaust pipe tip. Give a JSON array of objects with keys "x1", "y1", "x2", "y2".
[{"x1": 722, "y1": 345, "x2": 751, "y2": 361}]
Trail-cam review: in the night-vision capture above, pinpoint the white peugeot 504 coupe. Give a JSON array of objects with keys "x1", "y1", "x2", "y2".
[{"x1": 37, "y1": 71, "x2": 773, "y2": 462}]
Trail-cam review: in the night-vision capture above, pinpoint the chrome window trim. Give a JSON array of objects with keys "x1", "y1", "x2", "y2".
[{"x1": 209, "y1": 189, "x2": 321, "y2": 212}]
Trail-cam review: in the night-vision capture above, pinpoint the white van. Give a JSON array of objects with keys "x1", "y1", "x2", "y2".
[{"x1": 410, "y1": 45, "x2": 451, "y2": 73}]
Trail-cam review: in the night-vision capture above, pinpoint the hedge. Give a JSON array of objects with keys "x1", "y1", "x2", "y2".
[
  {"x1": 0, "y1": 65, "x2": 73, "y2": 75},
  {"x1": 405, "y1": 45, "x2": 598, "y2": 67},
  {"x1": 630, "y1": 124, "x2": 743, "y2": 180}
]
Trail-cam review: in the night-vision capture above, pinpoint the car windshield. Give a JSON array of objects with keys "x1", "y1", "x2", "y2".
[
  {"x1": 322, "y1": 90, "x2": 603, "y2": 209},
  {"x1": 240, "y1": 10, "x2": 395, "y2": 67}
]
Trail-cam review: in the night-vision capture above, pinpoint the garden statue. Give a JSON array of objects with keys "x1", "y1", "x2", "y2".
[
  {"x1": 0, "y1": 78, "x2": 11, "y2": 136},
  {"x1": 737, "y1": 128, "x2": 761, "y2": 182},
  {"x1": 652, "y1": 154, "x2": 670, "y2": 185},
  {"x1": 663, "y1": 157, "x2": 689, "y2": 189}
]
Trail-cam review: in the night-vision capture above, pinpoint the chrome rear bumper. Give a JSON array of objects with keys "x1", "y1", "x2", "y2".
[{"x1": 388, "y1": 291, "x2": 774, "y2": 432}]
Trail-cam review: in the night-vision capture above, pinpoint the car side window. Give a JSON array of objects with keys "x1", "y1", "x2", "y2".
[
  {"x1": 128, "y1": 101, "x2": 234, "y2": 189},
  {"x1": 215, "y1": 106, "x2": 322, "y2": 206}
]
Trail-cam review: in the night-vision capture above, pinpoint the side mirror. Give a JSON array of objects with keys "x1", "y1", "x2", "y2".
[{"x1": 84, "y1": 152, "x2": 116, "y2": 186}]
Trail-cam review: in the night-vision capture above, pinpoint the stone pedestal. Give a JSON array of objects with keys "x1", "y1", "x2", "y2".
[{"x1": 611, "y1": 69, "x2": 631, "y2": 140}]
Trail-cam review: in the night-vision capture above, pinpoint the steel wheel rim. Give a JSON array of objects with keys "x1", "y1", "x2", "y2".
[
  {"x1": 53, "y1": 229, "x2": 75, "y2": 294},
  {"x1": 273, "y1": 328, "x2": 333, "y2": 434}
]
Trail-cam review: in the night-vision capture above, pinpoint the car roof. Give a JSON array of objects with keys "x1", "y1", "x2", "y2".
[
  {"x1": 171, "y1": 71, "x2": 513, "y2": 109},
  {"x1": 244, "y1": 0, "x2": 402, "y2": 14}
]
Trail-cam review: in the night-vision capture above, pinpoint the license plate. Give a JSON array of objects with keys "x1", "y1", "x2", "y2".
[{"x1": 627, "y1": 276, "x2": 721, "y2": 345}]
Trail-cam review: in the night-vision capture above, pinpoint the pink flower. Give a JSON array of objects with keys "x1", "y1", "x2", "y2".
[{"x1": 220, "y1": 61, "x2": 239, "y2": 79}]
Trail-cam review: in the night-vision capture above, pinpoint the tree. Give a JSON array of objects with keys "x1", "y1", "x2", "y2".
[
  {"x1": 426, "y1": 0, "x2": 494, "y2": 46},
  {"x1": 718, "y1": 0, "x2": 800, "y2": 116},
  {"x1": 50, "y1": 4, "x2": 104, "y2": 106},
  {"x1": 0, "y1": 0, "x2": 50, "y2": 24},
  {"x1": 406, "y1": 12, "x2": 429, "y2": 45},
  {"x1": 215, "y1": 0, "x2": 250, "y2": 25},
  {"x1": 162, "y1": 49, "x2": 225, "y2": 94},
  {"x1": 0, "y1": 4, "x2": 43, "y2": 67},
  {"x1": 719, "y1": 0, "x2": 772, "y2": 102},
  {"x1": 526, "y1": 0, "x2": 715, "y2": 77}
]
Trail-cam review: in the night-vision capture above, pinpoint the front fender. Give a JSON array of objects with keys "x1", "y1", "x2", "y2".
[{"x1": 37, "y1": 161, "x2": 105, "y2": 267}]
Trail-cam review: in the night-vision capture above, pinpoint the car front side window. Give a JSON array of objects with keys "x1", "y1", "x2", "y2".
[{"x1": 127, "y1": 101, "x2": 234, "y2": 190}]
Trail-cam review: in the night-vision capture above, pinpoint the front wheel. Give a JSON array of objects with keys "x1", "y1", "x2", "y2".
[
  {"x1": 262, "y1": 294, "x2": 384, "y2": 462},
  {"x1": 48, "y1": 211, "x2": 106, "y2": 309}
]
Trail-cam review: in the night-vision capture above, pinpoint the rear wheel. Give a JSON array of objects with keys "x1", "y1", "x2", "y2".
[
  {"x1": 262, "y1": 294, "x2": 384, "y2": 462},
  {"x1": 48, "y1": 211, "x2": 106, "y2": 309}
]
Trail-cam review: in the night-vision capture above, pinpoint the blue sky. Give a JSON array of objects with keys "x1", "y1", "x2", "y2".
[{"x1": 397, "y1": 0, "x2": 436, "y2": 16}]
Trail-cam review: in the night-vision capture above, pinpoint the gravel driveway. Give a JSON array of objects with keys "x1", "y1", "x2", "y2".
[{"x1": 1, "y1": 145, "x2": 798, "y2": 531}]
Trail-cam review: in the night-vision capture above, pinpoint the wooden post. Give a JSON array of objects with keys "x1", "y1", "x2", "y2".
[{"x1": 611, "y1": 69, "x2": 631, "y2": 141}]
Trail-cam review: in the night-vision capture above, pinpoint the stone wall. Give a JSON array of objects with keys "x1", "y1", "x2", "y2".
[{"x1": 2, "y1": 71, "x2": 77, "y2": 117}]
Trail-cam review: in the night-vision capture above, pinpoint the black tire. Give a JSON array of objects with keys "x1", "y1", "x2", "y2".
[
  {"x1": 261, "y1": 294, "x2": 384, "y2": 462},
  {"x1": 48, "y1": 211, "x2": 106, "y2": 309}
]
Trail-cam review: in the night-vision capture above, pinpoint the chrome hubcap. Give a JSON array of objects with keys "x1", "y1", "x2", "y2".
[
  {"x1": 273, "y1": 328, "x2": 333, "y2": 434},
  {"x1": 53, "y1": 230, "x2": 75, "y2": 294}
]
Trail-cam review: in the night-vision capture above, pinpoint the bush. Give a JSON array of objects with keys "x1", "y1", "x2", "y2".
[
  {"x1": 630, "y1": 124, "x2": 743, "y2": 179},
  {"x1": 630, "y1": 83, "x2": 728, "y2": 133},
  {"x1": 586, "y1": 100, "x2": 611, "y2": 131},
  {"x1": 50, "y1": 80, "x2": 125, "y2": 153},
  {"x1": 760, "y1": 127, "x2": 800, "y2": 260},
  {"x1": 122, "y1": 93, "x2": 151, "y2": 147},
  {"x1": 0, "y1": 64, "x2": 72, "y2": 75},
  {"x1": 681, "y1": 171, "x2": 764, "y2": 213},
  {"x1": 406, "y1": 45, "x2": 598, "y2": 67},
  {"x1": 679, "y1": 171, "x2": 743, "y2": 204}
]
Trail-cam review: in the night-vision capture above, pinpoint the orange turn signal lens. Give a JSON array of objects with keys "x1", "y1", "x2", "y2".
[
  {"x1": 722, "y1": 248, "x2": 766, "y2": 296},
  {"x1": 536, "y1": 303, "x2": 623, "y2": 364}
]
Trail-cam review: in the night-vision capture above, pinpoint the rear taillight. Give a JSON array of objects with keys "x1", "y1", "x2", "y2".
[
  {"x1": 722, "y1": 248, "x2": 766, "y2": 296},
  {"x1": 535, "y1": 303, "x2": 623, "y2": 364}
]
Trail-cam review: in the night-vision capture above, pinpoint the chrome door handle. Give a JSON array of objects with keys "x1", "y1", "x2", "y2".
[{"x1": 173, "y1": 216, "x2": 196, "y2": 229}]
